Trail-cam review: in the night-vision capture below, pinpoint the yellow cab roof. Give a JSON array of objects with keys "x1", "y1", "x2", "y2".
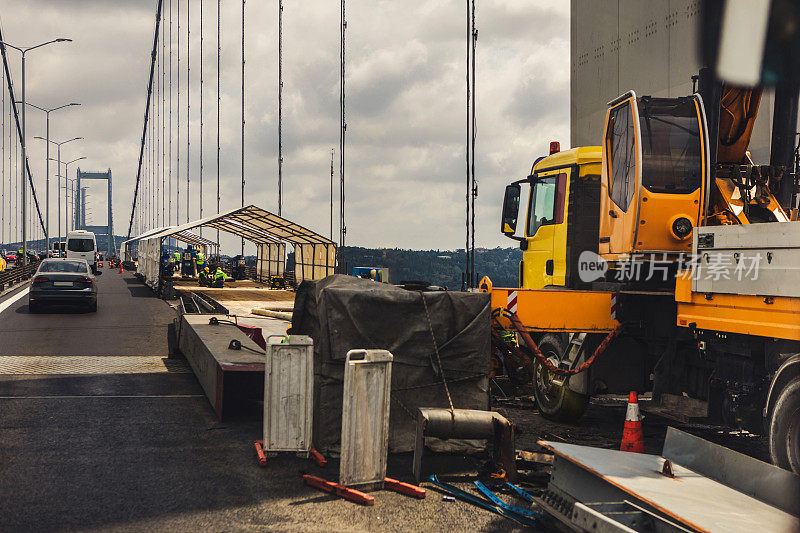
[{"x1": 532, "y1": 146, "x2": 601, "y2": 174}]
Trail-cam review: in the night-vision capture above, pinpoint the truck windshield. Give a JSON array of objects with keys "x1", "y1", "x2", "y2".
[
  {"x1": 527, "y1": 175, "x2": 557, "y2": 236},
  {"x1": 638, "y1": 98, "x2": 702, "y2": 194},
  {"x1": 67, "y1": 238, "x2": 94, "y2": 252}
]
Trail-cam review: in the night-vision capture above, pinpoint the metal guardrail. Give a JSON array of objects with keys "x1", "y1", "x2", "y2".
[{"x1": 0, "y1": 260, "x2": 41, "y2": 292}]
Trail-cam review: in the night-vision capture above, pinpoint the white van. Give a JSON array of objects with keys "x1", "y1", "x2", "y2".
[{"x1": 66, "y1": 230, "x2": 98, "y2": 271}]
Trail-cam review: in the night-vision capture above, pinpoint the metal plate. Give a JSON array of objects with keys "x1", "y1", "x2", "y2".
[
  {"x1": 539, "y1": 440, "x2": 800, "y2": 533},
  {"x1": 692, "y1": 222, "x2": 800, "y2": 297},
  {"x1": 53, "y1": 281, "x2": 73, "y2": 287},
  {"x1": 339, "y1": 349, "x2": 393, "y2": 490},
  {"x1": 663, "y1": 427, "x2": 800, "y2": 517},
  {"x1": 263, "y1": 335, "x2": 314, "y2": 453}
]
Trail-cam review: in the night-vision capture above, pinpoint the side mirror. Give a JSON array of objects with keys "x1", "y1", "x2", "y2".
[{"x1": 501, "y1": 184, "x2": 521, "y2": 236}]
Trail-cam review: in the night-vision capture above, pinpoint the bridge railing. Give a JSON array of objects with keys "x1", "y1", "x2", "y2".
[{"x1": 0, "y1": 260, "x2": 41, "y2": 292}]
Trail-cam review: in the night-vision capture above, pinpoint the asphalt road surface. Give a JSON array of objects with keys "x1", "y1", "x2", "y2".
[{"x1": 0, "y1": 271, "x2": 524, "y2": 532}]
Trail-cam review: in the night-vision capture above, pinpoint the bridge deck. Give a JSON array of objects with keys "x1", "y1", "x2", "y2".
[{"x1": 0, "y1": 270, "x2": 502, "y2": 531}]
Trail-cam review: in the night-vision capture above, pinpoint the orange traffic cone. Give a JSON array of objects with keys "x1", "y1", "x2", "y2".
[{"x1": 620, "y1": 391, "x2": 645, "y2": 453}]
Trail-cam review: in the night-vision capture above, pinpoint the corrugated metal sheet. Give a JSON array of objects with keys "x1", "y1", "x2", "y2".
[{"x1": 339, "y1": 349, "x2": 393, "y2": 490}]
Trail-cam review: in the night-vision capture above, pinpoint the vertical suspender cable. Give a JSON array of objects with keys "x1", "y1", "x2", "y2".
[
  {"x1": 149, "y1": 65, "x2": 152, "y2": 228},
  {"x1": 10, "y1": 101, "x2": 13, "y2": 240},
  {"x1": 152, "y1": 65, "x2": 156, "y2": 228},
  {"x1": 1, "y1": 70, "x2": 4, "y2": 244},
  {"x1": 162, "y1": 5, "x2": 166, "y2": 228},
  {"x1": 217, "y1": 0, "x2": 221, "y2": 248},
  {"x1": 470, "y1": 0, "x2": 477, "y2": 288},
  {"x1": 10, "y1": 103, "x2": 14, "y2": 240},
  {"x1": 330, "y1": 148, "x2": 334, "y2": 241},
  {"x1": 0, "y1": 32, "x2": 47, "y2": 237},
  {"x1": 339, "y1": 0, "x2": 346, "y2": 253},
  {"x1": 177, "y1": 0, "x2": 181, "y2": 226},
  {"x1": 278, "y1": 0, "x2": 283, "y2": 216},
  {"x1": 156, "y1": 19, "x2": 161, "y2": 228},
  {"x1": 153, "y1": 52, "x2": 157, "y2": 228},
  {"x1": 147, "y1": 94, "x2": 151, "y2": 228},
  {"x1": 186, "y1": 0, "x2": 191, "y2": 223},
  {"x1": 464, "y1": 0, "x2": 470, "y2": 289},
  {"x1": 6, "y1": 86, "x2": 9, "y2": 242},
  {"x1": 200, "y1": 0, "x2": 204, "y2": 234},
  {"x1": 241, "y1": 0, "x2": 245, "y2": 255},
  {"x1": 125, "y1": 0, "x2": 164, "y2": 239},
  {"x1": 169, "y1": 0, "x2": 173, "y2": 228},
  {"x1": 144, "y1": 105, "x2": 148, "y2": 230}
]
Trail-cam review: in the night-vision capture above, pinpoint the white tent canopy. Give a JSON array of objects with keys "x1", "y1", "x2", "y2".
[
  {"x1": 137, "y1": 205, "x2": 336, "y2": 285},
  {"x1": 120, "y1": 226, "x2": 218, "y2": 261}
]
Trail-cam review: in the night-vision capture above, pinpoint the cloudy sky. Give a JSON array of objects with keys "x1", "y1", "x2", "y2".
[{"x1": 0, "y1": 0, "x2": 568, "y2": 254}]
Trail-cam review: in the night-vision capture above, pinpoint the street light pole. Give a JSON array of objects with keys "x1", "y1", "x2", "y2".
[
  {"x1": 63, "y1": 158, "x2": 84, "y2": 234},
  {"x1": 61, "y1": 177, "x2": 76, "y2": 233},
  {"x1": 48, "y1": 152, "x2": 84, "y2": 251},
  {"x1": 26, "y1": 104, "x2": 79, "y2": 255},
  {"x1": 0, "y1": 37, "x2": 71, "y2": 265},
  {"x1": 35, "y1": 131, "x2": 81, "y2": 250}
]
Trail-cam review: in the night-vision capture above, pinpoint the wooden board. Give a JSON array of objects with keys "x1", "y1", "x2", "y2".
[
  {"x1": 539, "y1": 441, "x2": 799, "y2": 533},
  {"x1": 174, "y1": 286, "x2": 295, "y2": 302},
  {"x1": 340, "y1": 350, "x2": 393, "y2": 491}
]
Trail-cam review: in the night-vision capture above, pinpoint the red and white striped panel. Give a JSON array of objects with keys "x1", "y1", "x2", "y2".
[
  {"x1": 507, "y1": 290, "x2": 518, "y2": 313},
  {"x1": 610, "y1": 294, "x2": 617, "y2": 320}
]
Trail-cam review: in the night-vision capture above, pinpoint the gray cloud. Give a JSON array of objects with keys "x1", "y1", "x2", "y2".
[{"x1": 0, "y1": 0, "x2": 569, "y2": 253}]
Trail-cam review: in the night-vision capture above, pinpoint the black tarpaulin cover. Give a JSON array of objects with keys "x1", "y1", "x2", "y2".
[{"x1": 291, "y1": 274, "x2": 491, "y2": 454}]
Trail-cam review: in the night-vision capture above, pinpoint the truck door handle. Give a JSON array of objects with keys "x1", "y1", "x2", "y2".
[{"x1": 609, "y1": 210, "x2": 618, "y2": 218}]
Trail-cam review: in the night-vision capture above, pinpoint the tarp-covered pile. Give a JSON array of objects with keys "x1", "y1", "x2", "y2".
[{"x1": 291, "y1": 275, "x2": 490, "y2": 454}]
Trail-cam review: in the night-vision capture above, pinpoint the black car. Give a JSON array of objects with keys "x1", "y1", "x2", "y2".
[{"x1": 29, "y1": 259, "x2": 98, "y2": 312}]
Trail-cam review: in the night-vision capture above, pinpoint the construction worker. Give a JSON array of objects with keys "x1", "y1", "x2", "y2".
[
  {"x1": 173, "y1": 250, "x2": 182, "y2": 275},
  {"x1": 195, "y1": 249, "x2": 205, "y2": 273},
  {"x1": 182, "y1": 245, "x2": 196, "y2": 277},
  {"x1": 198, "y1": 266, "x2": 211, "y2": 287},
  {"x1": 211, "y1": 265, "x2": 227, "y2": 288}
]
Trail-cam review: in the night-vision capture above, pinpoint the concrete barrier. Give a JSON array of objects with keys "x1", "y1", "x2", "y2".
[{"x1": 177, "y1": 313, "x2": 265, "y2": 420}]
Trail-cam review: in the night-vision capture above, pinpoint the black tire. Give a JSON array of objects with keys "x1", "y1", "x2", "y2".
[
  {"x1": 28, "y1": 301, "x2": 39, "y2": 314},
  {"x1": 89, "y1": 300, "x2": 98, "y2": 313},
  {"x1": 769, "y1": 377, "x2": 800, "y2": 475},
  {"x1": 533, "y1": 333, "x2": 589, "y2": 423}
]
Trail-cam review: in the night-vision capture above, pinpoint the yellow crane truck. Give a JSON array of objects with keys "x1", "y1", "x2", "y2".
[{"x1": 485, "y1": 83, "x2": 800, "y2": 474}]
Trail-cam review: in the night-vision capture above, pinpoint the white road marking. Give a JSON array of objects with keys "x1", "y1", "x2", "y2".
[
  {"x1": 0, "y1": 287, "x2": 30, "y2": 315},
  {"x1": 0, "y1": 355, "x2": 191, "y2": 374}
]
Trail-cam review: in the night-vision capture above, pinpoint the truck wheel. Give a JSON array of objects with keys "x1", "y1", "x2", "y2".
[
  {"x1": 533, "y1": 333, "x2": 589, "y2": 423},
  {"x1": 769, "y1": 377, "x2": 800, "y2": 475}
]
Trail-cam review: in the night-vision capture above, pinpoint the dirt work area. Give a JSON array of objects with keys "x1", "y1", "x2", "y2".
[{"x1": 497, "y1": 391, "x2": 769, "y2": 464}]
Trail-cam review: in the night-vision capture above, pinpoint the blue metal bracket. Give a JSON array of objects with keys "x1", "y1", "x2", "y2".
[{"x1": 426, "y1": 476, "x2": 539, "y2": 527}]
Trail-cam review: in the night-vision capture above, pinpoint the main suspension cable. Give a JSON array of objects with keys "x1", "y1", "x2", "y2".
[{"x1": 125, "y1": 0, "x2": 164, "y2": 239}]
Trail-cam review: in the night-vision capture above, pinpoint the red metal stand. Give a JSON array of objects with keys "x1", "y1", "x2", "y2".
[
  {"x1": 302, "y1": 474, "x2": 375, "y2": 506},
  {"x1": 384, "y1": 477, "x2": 426, "y2": 499},
  {"x1": 254, "y1": 440, "x2": 267, "y2": 467},
  {"x1": 309, "y1": 446, "x2": 327, "y2": 467}
]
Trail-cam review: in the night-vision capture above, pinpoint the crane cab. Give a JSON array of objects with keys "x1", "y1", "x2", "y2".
[{"x1": 599, "y1": 92, "x2": 709, "y2": 264}]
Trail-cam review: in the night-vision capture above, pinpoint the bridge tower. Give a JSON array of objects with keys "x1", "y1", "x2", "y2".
[{"x1": 74, "y1": 168, "x2": 115, "y2": 255}]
